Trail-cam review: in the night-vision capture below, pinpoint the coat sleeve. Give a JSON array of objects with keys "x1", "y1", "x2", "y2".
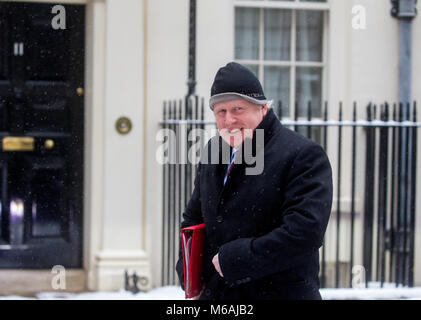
[
  {"x1": 175, "y1": 163, "x2": 204, "y2": 290},
  {"x1": 218, "y1": 143, "x2": 333, "y2": 286}
]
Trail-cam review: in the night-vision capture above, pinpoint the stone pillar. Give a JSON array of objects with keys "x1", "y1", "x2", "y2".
[{"x1": 87, "y1": 0, "x2": 151, "y2": 291}]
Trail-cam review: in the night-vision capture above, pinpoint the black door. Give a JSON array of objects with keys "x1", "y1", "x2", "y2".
[{"x1": 0, "y1": 2, "x2": 85, "y2": 268}]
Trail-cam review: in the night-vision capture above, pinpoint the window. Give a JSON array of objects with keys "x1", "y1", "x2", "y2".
[{"x1": 234, "y1": 0, "x2": 328, "y2": 121}]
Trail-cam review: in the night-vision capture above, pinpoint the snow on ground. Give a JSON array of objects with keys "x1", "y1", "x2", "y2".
[
  {"x1": 0, "y1": 286, "x2": 185, "y2": 300},
  {"x1": 321, "y1": 287, "x2": 421, "y2": 300},
  {"x1": 1, "y1": 284, "x2": 421, "y2": 300}
]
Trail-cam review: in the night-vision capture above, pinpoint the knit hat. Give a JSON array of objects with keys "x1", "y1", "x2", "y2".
[{"x1": 209, "y1": 62, "x2": 269, "y2": 110}]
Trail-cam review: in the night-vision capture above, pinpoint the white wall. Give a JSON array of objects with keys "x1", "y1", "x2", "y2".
[
  {"x1": 145, "y1": 0, "x2": 189, "y2": 288},
  {"x1": 89, "y1": 0, "x2": 150, "y2": 291},
  {"x1": 349, "y1": 0, "x2": 399, "y2": 105},
  {"x1": 196, "y1": 0, "x2": 235, "y2": 120},
  {"x1": 84, "y1": 0, "x2": 106, "y2": 291},
  {"x1": 145, "y1": 0, "x2": 237, "y2": 288}
]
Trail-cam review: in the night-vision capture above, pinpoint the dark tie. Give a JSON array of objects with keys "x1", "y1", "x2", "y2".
[
  {"x1": 223, "y1": 150, "x2": 236, "y2": 185},
  {"x1": 226, "y1": 160, "x2": 235, "y2": 177}
]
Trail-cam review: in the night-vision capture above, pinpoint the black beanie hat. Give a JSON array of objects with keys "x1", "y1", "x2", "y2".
[{"x1": 209, "y1": 62, "x2": 268, "y2": 110}]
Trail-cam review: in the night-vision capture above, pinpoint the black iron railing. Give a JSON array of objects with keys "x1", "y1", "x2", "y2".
[
  {"x1": 160, "y1": 99, "x2": 419, "y2": 288},
  {"x1": 160, "y1": 97, "x2": 205, "y2": 287}
]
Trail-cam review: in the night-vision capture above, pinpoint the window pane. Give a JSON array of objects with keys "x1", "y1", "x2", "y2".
[
  {"x1": 295, "y1": 67, "x2": 322, "y2": 117},
  {"x1": 235, "y1": 8, "x2": 260, "y2": 60},
  {"x1": 264, "y1": 9, "x2": 291, "y2": 61},
  {"x1": 296, "y1": 10, "x2": 323, "y2": 62},
  {"x1": 264, "y1": 66, "x2": 290, "y2": 118}
]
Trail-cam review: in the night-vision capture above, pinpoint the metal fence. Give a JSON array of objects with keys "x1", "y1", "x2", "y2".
[{"x1": 160, "y1": 98, "x2": 419, "y2": 288}]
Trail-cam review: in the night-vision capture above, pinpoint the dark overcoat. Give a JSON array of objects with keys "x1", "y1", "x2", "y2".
[{"x1": 176, "y1": 108, "x2": 333, "y2": 300}]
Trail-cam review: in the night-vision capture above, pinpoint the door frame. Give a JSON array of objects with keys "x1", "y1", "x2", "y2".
[
  {"x1": 0, "y1": 0, "x2": 152, "y2": 293},
  {"x1": 0, "y1": 0, "x2": 91, "y2": 293}
]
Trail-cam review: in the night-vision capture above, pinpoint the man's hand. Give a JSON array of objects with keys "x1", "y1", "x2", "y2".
[{"x1": 212, "y1": 254, "x2": 224, "y2": 277}]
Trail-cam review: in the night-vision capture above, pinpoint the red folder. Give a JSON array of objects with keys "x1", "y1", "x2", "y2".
[{"x1": 181, "y1": 223, "x2": 205, "y2": 299}]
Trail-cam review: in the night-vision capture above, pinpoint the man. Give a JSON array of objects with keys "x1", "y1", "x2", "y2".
[{"x1": 176, "y1": 62, "x2": 333, "y2": 300}]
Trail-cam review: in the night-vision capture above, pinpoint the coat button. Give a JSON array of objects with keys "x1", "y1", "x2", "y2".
[{"x1": 216, "y1": 215, "x2": 223, "y2": 223}]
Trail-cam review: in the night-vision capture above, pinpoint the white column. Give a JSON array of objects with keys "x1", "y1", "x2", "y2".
[{"x1": 91, "y1": 0, "x2": 150, "y2": 291}]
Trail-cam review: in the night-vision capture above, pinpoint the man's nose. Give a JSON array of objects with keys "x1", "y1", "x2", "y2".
[{"x1": 225, "y1": 111, "x2": 236, "y2": 125}]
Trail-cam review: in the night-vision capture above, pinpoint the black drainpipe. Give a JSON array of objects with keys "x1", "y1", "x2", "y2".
[
  {"x1": 391, "y1": 0, "x2": 417, "y2": 109},
  {"x1": 391, "y1": 0, "x2": 417, "y2": 286},
  {"x1": 186, "y1": 0, "x2": 197, "y2": 99}
]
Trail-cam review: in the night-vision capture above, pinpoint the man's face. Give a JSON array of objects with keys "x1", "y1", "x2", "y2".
[{"x1": 213, "y1": 98, "x2": 268, "y2": 148}]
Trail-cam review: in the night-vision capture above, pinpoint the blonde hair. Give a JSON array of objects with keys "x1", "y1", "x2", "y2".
[{"x1": 265, "y1": 100, "x2": 274, "y2": 109}]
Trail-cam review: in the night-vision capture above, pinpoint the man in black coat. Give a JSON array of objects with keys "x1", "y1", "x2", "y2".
[{"x1": 176, "y1": 62, "x2": 333, "y2": 300}]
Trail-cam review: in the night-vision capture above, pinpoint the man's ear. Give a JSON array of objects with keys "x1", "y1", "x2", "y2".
[{"x1": 262, "y1": 104, "x2": 268, "y2": 117}]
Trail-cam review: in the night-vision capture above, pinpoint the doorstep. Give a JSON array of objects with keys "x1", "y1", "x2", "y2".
[{"x1": 0, "y1": 269, "x2": 86, "y2": 297}]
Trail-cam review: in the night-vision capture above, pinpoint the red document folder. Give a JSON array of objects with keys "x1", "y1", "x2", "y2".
[{"x1": 181, "y1": 223, "x2": 205, "y2": 299}]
